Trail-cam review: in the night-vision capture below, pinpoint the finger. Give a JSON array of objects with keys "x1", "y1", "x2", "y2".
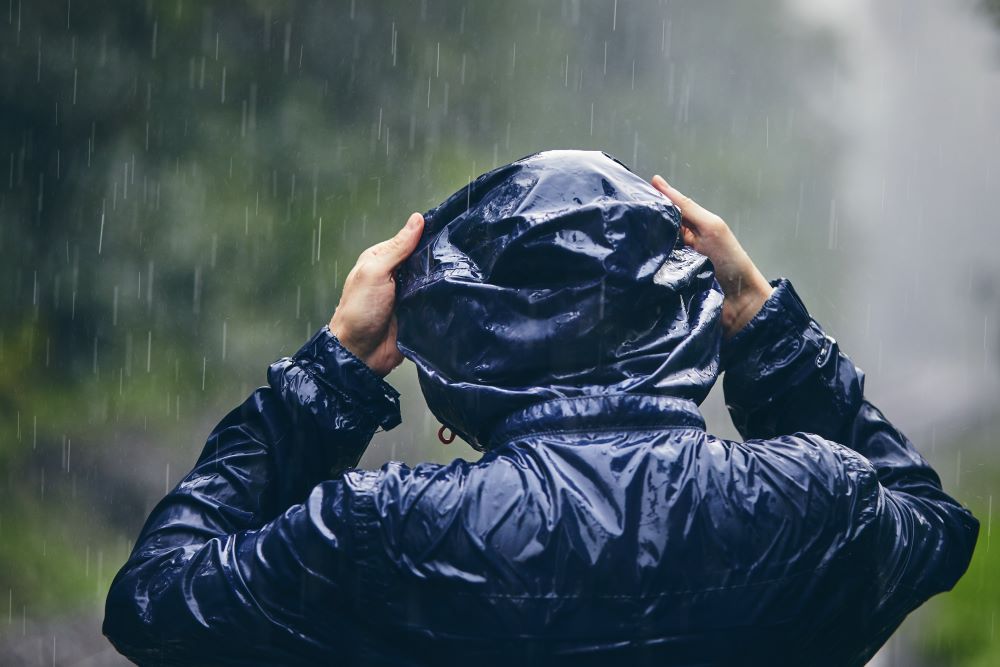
[
  {"x1": 651, "y1": 175, "x2": 711, "y2": 233},
  {"x1": 651, "y1": 175, "x2": 697, "y2": 215},
  {"x1": 363, "y1": 212, "x2": 425, "y2": 273}
]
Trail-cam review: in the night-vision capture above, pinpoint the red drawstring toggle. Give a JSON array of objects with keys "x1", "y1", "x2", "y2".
[{"x1": 437, "y1": 425, "x2": 456, "y2": 445}]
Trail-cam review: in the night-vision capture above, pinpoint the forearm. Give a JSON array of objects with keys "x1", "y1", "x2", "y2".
[
  {"x1": 721, "y1": 278, "x2": 862, "y2": 445},
  {"x1": 722, "y1": 277, "x2": 978, "y2": 600},
  {"x1": 132, "y1": 327, "x2": 400, "y2": 544},
  {"x1": 722, "y1": 277, "x2": 960, "y2": 494},
  {"x1": 269, "y1": 325, "x2": 403, "y2": 489},
  {"x1": 104, "y1": 327, "x2": 401, "y2": 661}
]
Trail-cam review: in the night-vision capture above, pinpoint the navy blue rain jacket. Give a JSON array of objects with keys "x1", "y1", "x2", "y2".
[{"x1": 104, "y1": 150, "x2": 979, "y2": 666}]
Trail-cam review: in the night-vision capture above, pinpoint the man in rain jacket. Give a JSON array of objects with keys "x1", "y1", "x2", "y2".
[{"x1": 104, "y1": 150, "x2": 979, "y2": 666}]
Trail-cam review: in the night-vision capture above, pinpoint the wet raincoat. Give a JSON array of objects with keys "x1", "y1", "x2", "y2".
[{"x1": 104, "y1": 150, "x2": 978, "y2": 666}]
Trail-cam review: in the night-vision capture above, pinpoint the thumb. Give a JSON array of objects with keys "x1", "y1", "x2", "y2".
[{"x1": 365, "y1": 212, "x2": 425, "y2": 272}]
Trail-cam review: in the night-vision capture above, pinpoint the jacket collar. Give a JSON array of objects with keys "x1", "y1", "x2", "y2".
[{"x1": 487, "y1": 393, "x2": 706, "y2": 448}]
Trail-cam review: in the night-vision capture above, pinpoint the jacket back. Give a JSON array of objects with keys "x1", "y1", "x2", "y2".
[{"x1": 103, "y1": 152, "x2": 979, "y2": 667}]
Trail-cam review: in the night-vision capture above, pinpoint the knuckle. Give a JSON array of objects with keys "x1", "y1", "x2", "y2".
[{"x1": 352, "y1": 261, "x2": 374, "y2": 280}]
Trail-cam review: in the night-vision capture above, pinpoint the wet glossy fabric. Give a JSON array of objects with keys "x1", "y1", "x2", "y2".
[
  {"x1": 105, "y1": 151, "x2": 979, "y2": 667},
  {"x1": 395, "y1": 150, "x2": 722, "y2": 450}
]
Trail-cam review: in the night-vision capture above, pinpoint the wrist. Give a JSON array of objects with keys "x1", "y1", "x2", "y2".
[
  {"x1": 328, "y1": 318, "x2": 368, "y2": 366},
  {"x1": 284, "y1": 326, "x2": 402, "y2": 433},
  {"x1": 722, "y1": 281, "x2": 774, "y2": 339}
]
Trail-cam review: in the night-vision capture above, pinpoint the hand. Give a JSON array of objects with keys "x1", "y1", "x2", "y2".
[
  {"x1": 329, "y1": 212, "x2": 425, "y2": 376},
  {"x1": 651, "y1": 175, "x2": 774, "y2": 339}
]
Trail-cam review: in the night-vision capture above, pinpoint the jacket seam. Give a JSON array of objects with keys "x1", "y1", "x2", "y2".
[
  {"x1": 490, "y1": 394, "x2": 706, "y2": 444},
  {"x1": 497, "y1": 425, "x2": 702, "y2": 447}
]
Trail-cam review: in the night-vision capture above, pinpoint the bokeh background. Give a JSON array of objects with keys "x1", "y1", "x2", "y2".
[{"x1": 1, "y1": 1, "x2": 998, "y2": 664}]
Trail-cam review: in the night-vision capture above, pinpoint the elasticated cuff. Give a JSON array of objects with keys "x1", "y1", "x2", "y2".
[
  {"x1": 292, "y1": 326, "x2": 402, "y2": 431},
  {"x1": 719, "y1": 277, "x2": 812, "y2": 372}
]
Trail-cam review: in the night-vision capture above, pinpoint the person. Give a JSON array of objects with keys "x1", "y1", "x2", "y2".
[{"x1": 103, "y1": 150, "x2": 978, "y2": 666}]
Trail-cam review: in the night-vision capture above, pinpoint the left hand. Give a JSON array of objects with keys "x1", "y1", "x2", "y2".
[{"x1": 329, "y1": 212, "x2": 424, "y2": 376}]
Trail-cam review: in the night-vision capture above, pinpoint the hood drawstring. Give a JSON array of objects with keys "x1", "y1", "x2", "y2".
[{"x1": 437, "y1": 424, "x2": 456, "y2": 445}]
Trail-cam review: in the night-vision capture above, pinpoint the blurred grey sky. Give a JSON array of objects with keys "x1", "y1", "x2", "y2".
[{"x1": 788, "y1": 0, "x2": 1000, "y2": 437}]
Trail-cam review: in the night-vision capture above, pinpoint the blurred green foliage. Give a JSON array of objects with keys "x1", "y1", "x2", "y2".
[{"x1": 914, "y1": 446, "x2": 998, "y2": 667}]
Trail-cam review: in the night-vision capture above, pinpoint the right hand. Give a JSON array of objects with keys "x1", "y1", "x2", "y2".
[{"x1": 651, "y1": 175, "x2": 774, "y2": 339}]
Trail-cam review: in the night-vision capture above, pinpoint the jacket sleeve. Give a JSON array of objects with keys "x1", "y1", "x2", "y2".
[
  {"x1": 102, "y1": 326, "x2": 402, "y2": 666},
  {"x1": 721, "y1": 278, "x2": 979, "y2": 649}
]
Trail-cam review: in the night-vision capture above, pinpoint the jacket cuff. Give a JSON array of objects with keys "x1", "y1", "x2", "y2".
[
  {"x1": 719, "y1": 277, "x2": 811, "y2": 372},
  {"x1": 292, "y1": 326, "x2": 402, "y2": 431}
]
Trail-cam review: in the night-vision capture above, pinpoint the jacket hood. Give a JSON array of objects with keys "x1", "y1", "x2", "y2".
[{"x1": 396, "y1": 149, "x2": 723, "y2": 451}]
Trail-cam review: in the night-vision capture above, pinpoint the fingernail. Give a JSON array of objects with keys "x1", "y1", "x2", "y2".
[{"x1": 406, "y1": 212, "x2": 421, "y2": 230}]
